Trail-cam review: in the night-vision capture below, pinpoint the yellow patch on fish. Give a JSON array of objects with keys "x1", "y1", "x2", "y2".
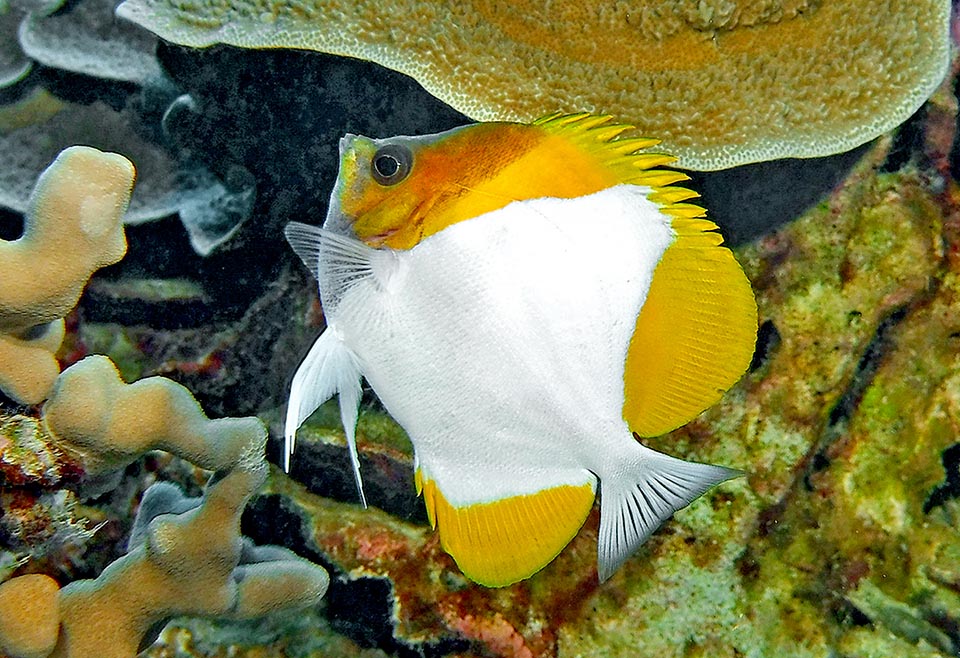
[{"x1": 284, "y1": 114, "x2": 757, "y2": 586}]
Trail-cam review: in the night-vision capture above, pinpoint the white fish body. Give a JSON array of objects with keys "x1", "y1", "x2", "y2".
[{"x1": 285, "y1": 183, "x2": 737, "y2": 584}]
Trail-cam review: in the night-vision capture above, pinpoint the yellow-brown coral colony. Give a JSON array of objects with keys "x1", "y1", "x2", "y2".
[{"x1": 115, "y1": 0, "x2": 950, "y2": 169}]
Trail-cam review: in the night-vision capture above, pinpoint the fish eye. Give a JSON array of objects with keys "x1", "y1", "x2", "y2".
[{"x1": 371, "y1": 144, "x2": 412, "y2": 186}]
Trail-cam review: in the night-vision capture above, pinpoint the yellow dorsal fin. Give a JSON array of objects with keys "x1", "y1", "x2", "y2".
[
  {"x1": 623, "y1": 215, "x2": 758, "y2": 436},
  {"x1": 419, "y1": 473, "x2": 596, "y2": 587},
  {"x1": 344, "y1": 113, "x2": 703, "y2": 249},
  {"x1": 532, "y1": 112, "x2": 667, "y2": 184}
]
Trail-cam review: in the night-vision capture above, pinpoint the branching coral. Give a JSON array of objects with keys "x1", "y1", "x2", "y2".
[
  {"x1": 43, "y1": 355, "x2": 265, "y2": 475},
  {"x1": 0, "y1": 146, "x2": 131, "y2": 333},
  {"x1": 0, "y1": 147, "x2": 329, "y2": 658},
  {"x1": 114, "y1": 0, "x2": 951, "y2": 170},
  {"x1": 0, "y1": 145, "x2": 132, "y2": 404}
]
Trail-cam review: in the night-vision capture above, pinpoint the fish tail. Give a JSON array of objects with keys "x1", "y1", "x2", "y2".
[{"x1": 597, "y1": 446, "x2": 741, "y2": 581}]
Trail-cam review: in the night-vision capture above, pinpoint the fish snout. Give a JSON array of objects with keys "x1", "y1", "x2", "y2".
[{"x1": 338, "y1": 134, "x2": 359, "y2": 156}]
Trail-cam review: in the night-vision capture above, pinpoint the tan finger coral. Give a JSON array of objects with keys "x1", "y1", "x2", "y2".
[
  {"x1": 42, "y1": 355, "x2": 266, "y2": 475},
  {"x1": 0, "y1": 574, "x2": 60, "y2": 658},
  {"x1": 0, "y1": 146, "x2": 132, "y2": 404},
  {"x1": 0, "y1": 321, "x2": 64, "y2": 406},
  {"x1": 49, "y1": 467, "x2": 318, "y2": 658},
  {"x1": 114, "y1": 0, "x2": 950, "y2": 170},
  {"x1": 0, "y1": 145, "x2": 132, "y2": 333},
  {"x1": 0, "y1": 141, "x2": 328, "y2": 658}
]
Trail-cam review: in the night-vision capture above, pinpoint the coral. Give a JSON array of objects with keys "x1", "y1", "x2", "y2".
[
  {"x1": 0, "y1": 369, "x2": 330, "y2": 658},
  {"x1": 0, "y1": 146, "x2": 133, "y2": 404},
  {"x1": 0, "y1": 0, "x2": 33, "y2": 87},
  {"x1": 0, "y1": 574, "x2": 60, "y2": 658},
  {"x1": 18, "y1": 0, "x2": 161, "y2": 84},
  {"x1": 0, "y1": 146, "x2": 132, "y2": 334},
  {"x1": 0, "y1": 91, "x2": 257, "y2": 255},
  {"x1": 49, "y1": 465, "x2": 328, "y2": 658},
  {"x1": 0, "y1": 321, "x2": 65, "y2": 407},
  {"x1": 0, "y1": 0, "x2": 158, "y2": 88},
  {"x1": 0, "y1": 144, "x2": 329, "y2": 658},
  {"x1": 42, "y1": 355, "x2": 266, "y2": 476},
  {"x1": 114, "y1": 0, "x2": 950, "y2": 169}
]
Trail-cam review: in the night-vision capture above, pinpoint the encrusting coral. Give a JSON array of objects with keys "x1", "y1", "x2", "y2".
[
  {"x1": 0, "y1": 147, "x2": 329, "y2": 658},
  {"x1": 114, "y1": 0, "x2": 950, "y2": 170},
  {"x1": 0, "y1": 146, "x2": 132, "y2": 404}
]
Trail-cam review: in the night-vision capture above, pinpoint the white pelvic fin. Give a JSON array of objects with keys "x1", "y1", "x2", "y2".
[
  {"x1": 597, "y1": 448, "x2": 741, "y2": 582},
  {"x1": 284, "y1": 328, "x2": 367, "y2": 507},
  {"x1": 284, "y1": 221, "x2": 324, "y2": 280}
]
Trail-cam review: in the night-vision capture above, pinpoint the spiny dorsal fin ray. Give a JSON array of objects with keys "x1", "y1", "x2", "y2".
[{"x1": 532, "y1": 113, "x2": 703, "y2": 218}]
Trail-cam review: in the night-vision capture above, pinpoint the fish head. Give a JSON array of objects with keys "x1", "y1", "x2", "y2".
[{"x1": 325, "y1": 118, "x2": 642, "y2": 250}]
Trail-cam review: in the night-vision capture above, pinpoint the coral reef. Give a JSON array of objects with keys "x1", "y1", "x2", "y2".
[
  {"x1": 224, "y1": 68, "x2": 960, "y2": 657},
  {"x1": 115, "y1": 0, "x2": 950, "y2": 169},
  {"x1": 0, "y1": 147, "x2": 328, "y2": 658}
]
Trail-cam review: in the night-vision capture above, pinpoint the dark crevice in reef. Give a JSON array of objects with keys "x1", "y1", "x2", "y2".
[
  {"x1": 757, "y1": 292, "x2": 928, "y2": 538},
  {"x1": 242, "y1": 494, "x2": 469, "y2": 658},
  {"x1": 264, "y1": 430, "x2": 427, "y2": 526},
  {"x1": 749, "y1": 319, "x2": 781, "y2": 372},
  {"x1": 825, "y1": 305, "x2": 910, "y2": 429},
  {"x1": 880, "y1": 104, "x2": 928, "y2": 174},
  {"x1": 923, "y1": 443, "x2": 960, "y2": 514},
  {"x1": 800, "y1": 304, "x2": 911, "y2": 490},
  {"x1": 951, "y1": 74, "x2": 960, "y2": 183}
]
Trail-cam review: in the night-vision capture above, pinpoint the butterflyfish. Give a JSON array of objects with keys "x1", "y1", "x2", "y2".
[{"x1": 283, "y1": 113, "x2": 757, "y2": 587}]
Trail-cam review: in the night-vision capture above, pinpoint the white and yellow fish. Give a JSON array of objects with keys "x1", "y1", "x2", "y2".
[{"x1": 283, "y1": 113, "x2": 757, "y2": 587}]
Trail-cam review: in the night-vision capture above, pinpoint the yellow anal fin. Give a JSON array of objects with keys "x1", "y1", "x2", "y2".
[
  {"x1": 420, "y1": 477, "x2": 596, "y2": 587},
  {"x1": 623, "y1": 215, "x2": 758, "y2": 437}
]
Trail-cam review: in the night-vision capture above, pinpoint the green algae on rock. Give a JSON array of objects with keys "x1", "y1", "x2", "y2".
[
  {"x1": 114, "y1": 0, "x2": 950, "y2": 170},
  {"x1": 559, "y1": 142, "x2": 960, "y2": 656}
]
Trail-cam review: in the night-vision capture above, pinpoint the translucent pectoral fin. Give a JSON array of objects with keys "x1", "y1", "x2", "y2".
[
  {"x1": 420, "y1": 471, "x2": 597, "y2": 587},
  {"x1": 284, "y1": 329, "x2": 367, "y2": 507},
  {"x1": 284, "y1": 221, "x2": 323, "y2": 280}
]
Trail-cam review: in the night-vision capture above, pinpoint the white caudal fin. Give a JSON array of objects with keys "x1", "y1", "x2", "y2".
[
  {"x1": 597, "y1": 447, "x2": 741, "y2": 581},
  {"x1": 284, "y1": 329, "x2": 367, "y2": 507}
]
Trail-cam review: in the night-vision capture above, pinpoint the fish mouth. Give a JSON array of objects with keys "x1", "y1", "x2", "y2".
[
  {"x1": 333, "y1": 209, "x2": 398, "y2": 246},
  {"x1": 362, "y1": 227, "x2": 398, "y2": 247}
]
